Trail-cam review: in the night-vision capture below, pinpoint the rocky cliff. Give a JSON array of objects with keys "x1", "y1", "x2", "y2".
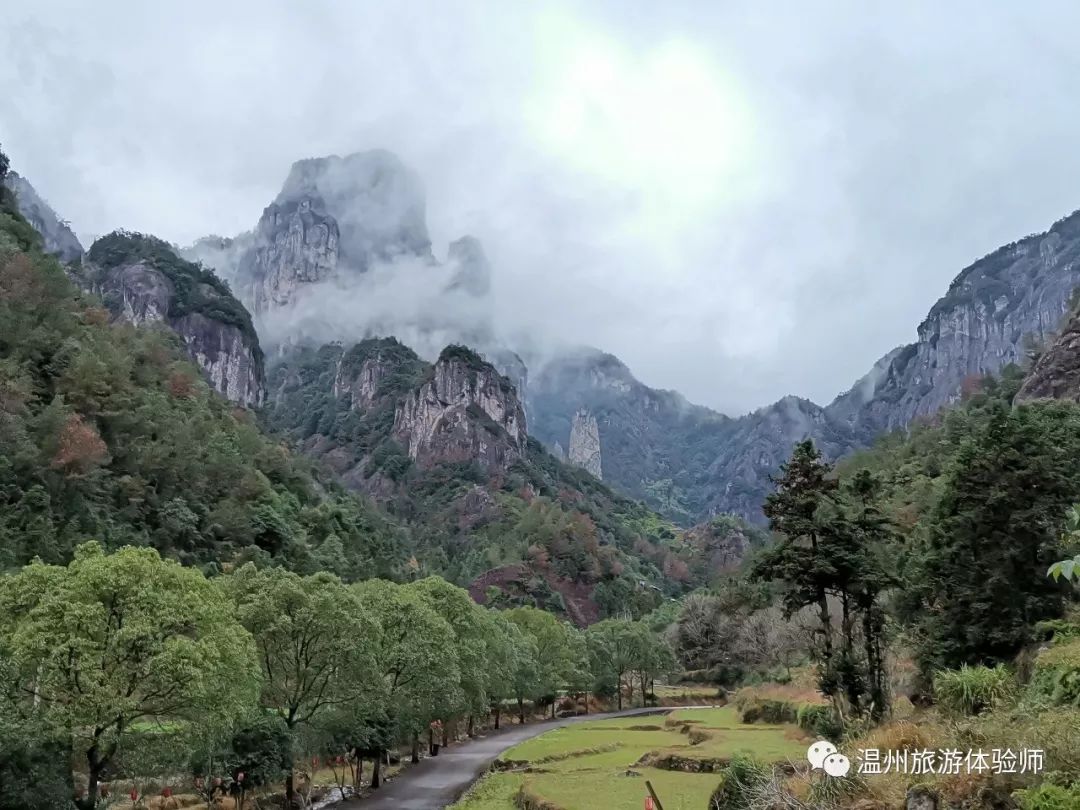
[
  {"x1": 82, "y1": 232, "x2": 265, "y2": 407},
  {"x1": 568, "y1": 408, "x2": 602, "y2": 478},
  {"x1": 394, "y1": 345, "x2": 526, "y2": 471},
  {"x1": 186, "y1": 150, "x2": 506, "y2": 371},
  {"x1": 1017, "y1": 303, "x2": 1080, "y2": 402},
  {"x1": 219, "y1": 150, "x2": 433, "y2": 316},
  {"x1": 529, "y1": 208, "x2": 1080, "y2": 525},
  {"x1": 2, "y1": 171, "x2": 83, "y2": 263},
  {"x1": 826, "y1": 210, "x2": 1080, "y2": 436}
]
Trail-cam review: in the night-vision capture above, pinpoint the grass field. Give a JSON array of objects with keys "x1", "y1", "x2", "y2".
[{"x1": 451, "y1": 706, "x2": 808, "y2": 810}]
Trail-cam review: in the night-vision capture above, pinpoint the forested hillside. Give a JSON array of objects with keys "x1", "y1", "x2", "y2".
[
  {"x1": 262, "y1": 340, "x2": 744, "y2": 621},
  {"x1": 0, "y1": 158, "x2": 726, "y2": 623},
  {"x1": 0, "y1": 176, "x2": 403, "y2": 576}
]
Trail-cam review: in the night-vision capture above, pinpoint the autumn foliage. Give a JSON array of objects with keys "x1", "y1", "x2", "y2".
[{"x1": 50, "y1": 413, "x2": 108, "y2": 473}]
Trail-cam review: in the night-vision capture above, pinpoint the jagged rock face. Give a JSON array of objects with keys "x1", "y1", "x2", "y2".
[
  {"x1": 236, "y1": 150, "x2": 431, "y2": 315},
  {"x1": 242, "y1": 197, "x2": 340, "y2": 312},
  {"x1": 568, "y1": 408, "x2": 602, "y2": 478},
  {"x1": 1017, "y1": 306, "x2": 1080, "y2": 402},
  {"x1": 98, "y1": 261, "x2": 173, "y2": 324},
  {"x1": 84, "y1": 253, "x2": 265, "y2": 407},
  {"x1": 483, "y1": 347, "x2": 529, "y2": 409},
  {"x1": 173, "y1": 312, "x2": 264, "y2": 406},
  {"x1": 828, "y1": 212, "x2": 1080, "y2": 435},
  {"x1": 3, "y1": 171, "x2": 83, "y2": 262},
  {"x1": 333, "y1": 349, "x2": 385, "y2": 409},
  {"x1": 393, "y1": 349, "x2": 526, "y2": 471}
]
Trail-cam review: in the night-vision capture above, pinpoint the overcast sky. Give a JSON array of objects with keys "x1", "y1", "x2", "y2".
[{"x1": 4, "y1": 1, "x2": 1080, "y2": 415}]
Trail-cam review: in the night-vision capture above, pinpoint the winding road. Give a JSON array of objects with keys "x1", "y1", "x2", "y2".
[{"x1": 338, "y1": 707, "x2": 674, "y2": 810}]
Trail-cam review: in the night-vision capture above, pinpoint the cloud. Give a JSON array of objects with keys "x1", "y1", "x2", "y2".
[{"x1": 3, "y1": 0, "x2": 1080, "y2": 415}]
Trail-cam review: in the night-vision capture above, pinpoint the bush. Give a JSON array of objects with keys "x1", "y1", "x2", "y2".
[
  {"x1": 708, "y1": 755, "x2": 771, "y2": 810},
  {"x1": 933, "y1": 664, "x2": 1015, "y2": 716},
  {"x1": 1013, "y1": 782, "x2": 1080, "y2": 810},
  {"x1": 738, "y1": 698, "x2": 797, "y2": 725},
  {"x1": 796, "y1": 703, "x2": 842, "y2": 739},
  {"x1": 1034, "y1": 619, "x2": 1080, "y2": 643},
  {"x1": 1029, "y1": 639, "x2": 1080, "y2": 707}
]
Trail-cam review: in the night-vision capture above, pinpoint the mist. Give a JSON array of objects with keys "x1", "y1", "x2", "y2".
[{"x1": 4, "y1": 1, "x2": 1080, "y2": 415}]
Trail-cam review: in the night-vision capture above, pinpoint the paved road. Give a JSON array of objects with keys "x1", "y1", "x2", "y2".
[{"x1": 338, "y1": 707, "x2": 673, "y2": 810}]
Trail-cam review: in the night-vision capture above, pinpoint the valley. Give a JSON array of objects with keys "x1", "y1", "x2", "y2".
[{"x1": 2, "y1": 131, "x2": 1080, "y2": 810}]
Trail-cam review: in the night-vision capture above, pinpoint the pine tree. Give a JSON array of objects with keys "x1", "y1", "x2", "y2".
[
  {"x1": 754, "y1": 440, "x2": 838, "y2": 662},
  {"x1": 915, "y1": 403, "x2": 1080, "y2": 673},
  {"x1": 753, "y1": 441, "x2": 896, "y2": 718}
]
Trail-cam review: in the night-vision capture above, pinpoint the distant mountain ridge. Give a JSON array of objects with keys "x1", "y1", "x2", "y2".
[
  {"x1": 119, "y1": 150, "x2": 1080, "y2": 523},
  {"x1": 528, "y1": 209, "x2": 1080, "y2": 523}
]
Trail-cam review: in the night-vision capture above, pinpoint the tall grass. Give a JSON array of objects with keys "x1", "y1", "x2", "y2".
[{"x1": 932, "y1": 664, "x2": 1015, "y2": 716}]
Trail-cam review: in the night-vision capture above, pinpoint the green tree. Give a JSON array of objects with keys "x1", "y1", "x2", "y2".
[
  {"x1": 752, "y1": 442, "x2": 896, "y2": 719},
  {"x1": 0, "y1": 543, "x2": 259, "y2": 809},
  {"x1": 221, "y1": 564, "x2": 380, "y2": 805},
  {"x1": 410, "y1": 576, "x2": 490, "y2": 736},
  {"x1": 586, "y1": 619, "x2": 641, "y2": 711},
  {"x1": 1049, "y1": 504, "x2": 1080, "y2": 584},
  {"x1": 753, "y1": 440, "x2": 838, "y2": 662},
  {"x1": 484, "y1": 611, "x2": 536, "y2": 728},
  {"x1": 506, "y1": 606, "x2": 584, "y2": 719},
  {"x1": 353, "y1": 579, "x2": 459, "y2": 776},
  {"x1": 914, "y1": 404, "x2": 1080, "y2": 673}
]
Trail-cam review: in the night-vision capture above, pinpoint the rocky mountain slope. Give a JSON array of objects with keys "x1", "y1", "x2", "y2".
[
  {"x1": 829, "y1": 209, "x2": 1080, "y2": 436},
  {"x1": 1018, "y1": 299, "x2": 1080, "y2": 403},
  {"x1": 76, "y1": 147, "x2": 1080, "y2": 527},
  {"x1": 531, "y1": 208, "x2": 1080, "y2": 524},
  {"x1": 182, "y1": 150, "x2": 496, "y2": 350},
  {"x1": 80, "y1": 232, "x2": 266, "y2": 406},
  {"x1": 261, "y1": 338, "x2": 748, "y2": 621},
  {"x1": 2, "y1": 171, "x2": 83, "y2": 263}
]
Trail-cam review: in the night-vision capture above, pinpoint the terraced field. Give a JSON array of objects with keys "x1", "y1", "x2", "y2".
[{"x1": 452, "y1": 706, "x2": 808, "y2": 810}]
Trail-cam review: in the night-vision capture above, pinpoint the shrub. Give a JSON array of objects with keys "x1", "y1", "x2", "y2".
[
  {"x1": 738, "y1": 698, "x2": 797, "y2": 725},
  {"x1": 1034, "y1": 619, "x2": 1080, "y2": 643},
  {"x1": 933, "y1": 664, "x2": 1015, "y2": 716},
  {"x1": 708, "y1": 755, "x2": 771, "y2": 810},
  {"x1": 796, "y1": 703, "x2": 842, "y2": 739},
  {"x1": 1029, "y1": 639, "x2": 1080, "y2": 707},
  {"x1": 1014, "y1": 783, "x2": 1080, "y2": 810}
]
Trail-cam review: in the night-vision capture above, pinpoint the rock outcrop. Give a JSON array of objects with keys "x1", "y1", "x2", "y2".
[
  {"x1": 393, "y1": 346, "x2": 526, "y2": 471},
  {"x1": 1017, "y1": 305, "x2": 1080, "y2": 402},
  {"x1": 3, "y1": 171, "x2": 83, "y2": 262},
  {"x1": 186, "y1": 151, "x2": 507, "y2": 365},
  {"x1": 568, "y1": 408, "x2": 602, "y2": 478},
  {"x1": 232, "y1": 150, "x2": 432, "y2": 316},
  {"x1": 83, "y1": 233, "x2": 265, "y2": 407},
  {"x1": 829, "y1": 210, "x2": 1080, "y2": 435}
]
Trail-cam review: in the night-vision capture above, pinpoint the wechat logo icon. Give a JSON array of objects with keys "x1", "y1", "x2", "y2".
[{"x1": 807, "y1": 740, "x2": 851, "y2": 777}]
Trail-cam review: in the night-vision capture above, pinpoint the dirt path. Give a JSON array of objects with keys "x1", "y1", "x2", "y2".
[{"x1": 337, "y1": 707, "x2": 674, "y2": 810}]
